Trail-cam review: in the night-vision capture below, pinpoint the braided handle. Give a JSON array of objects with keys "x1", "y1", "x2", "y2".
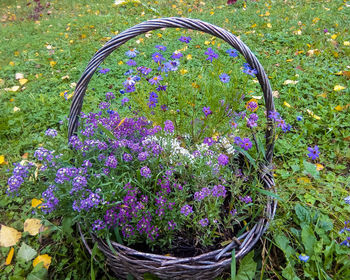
[{"x1": 68, "y1": 17, "x2": 275, "y2": 163}]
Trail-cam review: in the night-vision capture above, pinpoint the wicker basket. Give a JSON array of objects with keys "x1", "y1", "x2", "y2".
[{"x1": 69, "y1": 17, "x2": 277, "y2": 280}]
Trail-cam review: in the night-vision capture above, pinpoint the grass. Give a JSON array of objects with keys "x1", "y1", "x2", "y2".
[{"x1": 0, "y1": 0, "x2": 349, "y2": 279}]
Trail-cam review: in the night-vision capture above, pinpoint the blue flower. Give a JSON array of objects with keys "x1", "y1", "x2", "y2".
[
  {"x1": 226, "y1": 48, "x2": 238, "y2": 57},
  {"x1": 344, "y1": 196, "x2": 350, "y2": 205},
  {"x1": 297, "y1": 115, "x2": 303, "y2": 121},
  {"x1": 179, "y1": 36, "x2": 191, "y2": 43},
  {"x1": 299, "y1": 254, "x2": 310, "y2": 262},
  {"x1": 243, "y1": 63, "x2": 258, "y2": 77},
  {"x1": 125, "y1": 49, "x2": 139, "y2": 58},
  {"x1": 219, "y1": 73, "x2": 230, "y2": 83},
  {"x1": 155, "y1": 45, "x2": 167, "y2": 51}
]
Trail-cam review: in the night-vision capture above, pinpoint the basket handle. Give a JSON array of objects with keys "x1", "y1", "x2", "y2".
[{"x1": 68, "y1": 17, "x2": 275, "y2": 164}]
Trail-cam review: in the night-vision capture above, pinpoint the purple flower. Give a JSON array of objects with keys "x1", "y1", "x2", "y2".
[
  {"x1": 218, "y1": 154, "x2": 229, "y2": 166},
  {"x1": 307, "y1": 145, "x2": 320, "y2": 160},
  {"x1": 180, "y1": 204, "x2": 193, "y2": 216},
  {"x1": 149, "y1": 75, "x2": 163, "y2": 85},
  {"x1": 194, "y1": 187, "x2": 211, "y2": 201},
  {"x1": 240, "y1": 195, "x2": 252, "y2": 204},
  {"x1": 268, "y1": 111, "x2": 280, "y2": 121},
  {"x1": 105, "y1": 92, "x2": 115, "y2": 100},
  {"x1": 99, "y1": 68, "x2": 110, "y2": 74},
  {"x1": 179, "y1": 36, "x2": 191, "y2": 43},
  {"x1": 219, "y1": 73, "x2": 230, "y2": 83},
  {"x1": 123, "y1": 153, "x2": 133, "y2": 162},
  {"x1": 199, "y1": 218, "x2": 209, "y2": 227},
  {"x1": 299, "y1": 254, "x2": 310, "y2": 262},
  {"x1": 203, "y1": 137, "x2": 215, "y2": 146},
  {"x1": 156, "y1": 85, "x2": 167, "y2": 91},
  {"x1": 45, "y1": 128, "x2": 58, "y2": 138},
  {"x1": 323, "y1": 28, "x2": 328, "y2": 33},
  {"x1": 167, "y1": 60, "x2": 180, "y2": 71},
  {"x1": 168, "y1": 220, "x2": 176, "y2": 230},
  {"x1": 137, "y1": 66, "x2": 152, "y2": 76},
  {"x1": 92, "y1": 219, "x2": 105, "y2": 231},
  {"x1": 105, "y1": 155, "x2": 118, "y2": 168},
  {"x1": 212, "y1": 185, "x2": 226, "y2": 197},
  {"x1": 152, "y1": 52, "x2": 165, "y2": 63},
  {"x1": 99, "y1": 102, "x2": 110, "y2": 110},
  {"x1": 240, "y1": 137, "x2": 252, "y2": 150},
  {"x1": 204, "y1": 47, "x2": 218, "y2": 62},
  {"x1": 155, "y1": 45, "x2": 167, "y2": 51},
  {"x1": 7, "y1": 175, "x2": 24, "y2": 193},
  {"x1": 122, "y1": 224, "x2": 134, "y2": 238},
  {"x1": 121, "y1": 97, "x2": 129, "y2": 106},
  {"x1": 138, "y1": 152, "x2": 149, "y2": 161},
  {"x1": 125, "y1": 49, "x2": 139, "y2": 58},
  {"x1": 126, "y1": 59, "x2": 137, "y2": 66},
  {"x1": 243, "y1": 63, "x2": 258, "y2": 77},
  {"x1": 164, "y1": 120, "x2": 174, "y2": 133},
  {"x1": 230, "y1": 209, "x2": 237, "y2": 216},
  {"x1": 247, "y1": 113, "x2": 259, "y2": 128},
  {"x1": 171, "y1": 52, "x2": 183, "y2": 59},
  {"x1": 203, "y1": 106, "x2": 212, "y2": 117},
  {"x1": 140, "y1": 166, "x2": 151, "y2": 178},
  {"x1": 226, "y1": 48, "x2": 238, "y2": 57}
]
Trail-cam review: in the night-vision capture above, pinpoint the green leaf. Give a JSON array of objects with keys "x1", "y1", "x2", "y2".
[
  {"x1": 143, "y1": 273, "x2": 160, "y2": 280},
  {"x1": 250, "y1": 186, "x2": 282, "y2": 201},
  {"x1": 98, "y1": 123, "x2": 116, "y2": 140},
  {"x1": 236, "y1": 251, "x2": 257, "y2": 280},
  {"x1": 274, "y1": 233, "x2": 295, "y2": 259},
  {"x1": 301, "y1": 225, "x2": 317, "y2": 255},
  {"x1": 27, "y1": 262, "x2": 48, "y2": 280},
  {"x1": 61, "y1": 217, "x2": 73, "y2": 235},
  {"x1": 294, "y1": 204, "x2": 311, "y2": 224},
  {"x1": 282, "y1": 263, "x2": 301, "y2": 280},
  {"x1": 303, "y1": 160, "x2": 319, "y2": 179},
  {"x1": 17, "y1": 242, "x2": 37, "y2": 262},
  {"x1": 231, "y1": 249, "x2": 236, "y2": 280}
]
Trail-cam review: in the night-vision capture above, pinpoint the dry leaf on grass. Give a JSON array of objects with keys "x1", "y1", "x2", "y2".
[
  {"x1": 24, "y1": 219, "x2": 42, "y2": 236},
  {"x1": 33, "y1": 254, "x2": 52, "y2": 269},
  {"x1": 0, "y1": 225, "x2": 22, "y2": 247}
]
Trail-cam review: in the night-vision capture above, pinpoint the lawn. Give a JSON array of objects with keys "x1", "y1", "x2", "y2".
[{"x1": 0, "y1": 0, "x2": 349, "y2": 279}]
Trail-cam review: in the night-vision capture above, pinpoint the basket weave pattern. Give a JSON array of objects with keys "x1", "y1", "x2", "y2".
[{"x1": 70, "y1": 17, "x2": 277, "y2": 280}]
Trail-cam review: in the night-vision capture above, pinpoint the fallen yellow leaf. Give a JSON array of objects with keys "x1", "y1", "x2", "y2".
[
  {"x1": 118, "y1": 60, "x2": 123, "y2": 65},
  {"x1": 0, "y1": 155, "x2": 6, "y2": 165},
  {"x1": 186, "y1": 54, "x2": 192, "y2": 60},
  {"x1": 19, "y1": 78, "x2": 28, "y2": 85},
  {"x1": 31, "y1": 198, "x2": 43, "y2": 208},
  {"x1": 49, "y1": 61, "x2": 57, "y2": 67},
  {"x1": 344, "y1": 41, "x2": 350, "y2": 46},
  {"x1": 5, "y1": 86, "x2": 20, "y2": 92},
  {"x1": 204, "y1": 40, "x2": 210, "y2": 45},
  {"x1": 267, "y1": 23, "x2": 272, "y2": 28},
  {"x1": 33, "y1": 254, "x2": 52, "y2": 269},
  {"x1": 5, "y1": 247, "x2": 14, "y2": 265},
  {"x1": 24, "y1": 219, "x2": 42, "y2": 236},
  {"x1": 0, "y1": 225, "x2": 22, "y2": 247},
  {"x1": 318, "y1": 92, "x2": 327, "y2": 98},
  {"x1": 306, "y1": 109, "x2": 321, "y2": 120},
  {"x1": 297, "y1": 177, "x2": 311, "y2": 184},
  {"x1": 283, "y1": 80, "x2": 299, "y2": 85},
  {"x1": 331, "y1": 34, "x2": 337, "y2": 40},
  {"x1": 283, "y1": 101, "x2": 291, "y2": 108},
  {"x1": 179, "y1": 69, "x2": 188, "y2": 75},
  {"x1": 9, "y1": 61, "x2": 15, "y2": 66},
  {"x1": 316, "y1": 163, "x2": 324, "y2": 171},
  {"x1": 334, "y1": 85, "x2": 346, "y2": 91},
  {"x1": 334, "y1": 105, "x2": 343, "y2": 111}
]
